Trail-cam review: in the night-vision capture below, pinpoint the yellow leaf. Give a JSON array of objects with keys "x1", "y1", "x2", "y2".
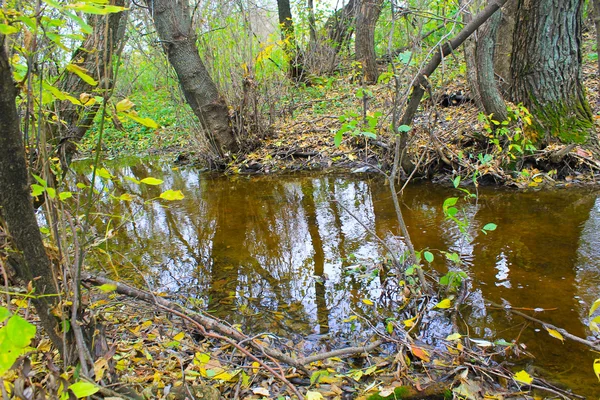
[
  {"x1": 544, "y1": 326, "x2": 564, "y2": 342},
  {"x1": 116, "y1": 98, "x2": 135, "y2": 112},
  {"x1": 140, "y1": 177, "x2": 163, "y2": 185},
  {"x1": 306, "y1": 390, "x2": 324, "y2": 400},
  {"x1": 435, "y1": 298, "x2": 452, "y2": 309},
  {"x1": 514, "y1": 370, "x2": 533, "y2": 385},
  {"x1": 173, "y1": 331, "x2": 185, "y2": 341},
  {"x1": 160, "y1": 189, "x2": 185, "y2": 201},
  {"x1": 403, "y1": 316, "x2": 417, "y2": 328},
  {"x1": 66, "y1": 63, "x2": 98, "y2": 86},
  {"x1": 251, "y1": 361, "x2": 260, "y2": 374},
  {"x1": 362, "y1": 298, "x2": 374, "y2": 306},
  {"x1": 594, "y1": 359, "x2": 600, "y2": 382},
  {"x1": 97, "y1": 284, "x2": 117, "y2": 293},
  {"x1": 445, "y1": 333, "x2": 462, "y2": 341},
  {"x1": 590, "y1": 298, "x2": 600, "y2": 316}
]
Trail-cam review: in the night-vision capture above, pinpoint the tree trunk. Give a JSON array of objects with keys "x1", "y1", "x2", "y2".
[
  {"x1": 276, "y1": 0, "x2": 306, "y2": 80},
  {"x1": 326, "y1": 0, "x2": 356, "y2": 52},
  {"x1": 54, "y1": 0, "x2": 127, "y2": 170},
  {"x1": 593, "y1": 0, "x2": 600, "y2": 92},
  {"x1": 462, "y1": 0, "x2": 484, "y2": 109},
  {"x1": 145, "y1": 0, "x2": 238, "y2": 156},
  {"x1": 510, "y1": 0, "x2": 596, "y2": 145},
  {"x1": 476, "y1": 10, "x2": 507, "y2": 122},
  {"x1": 0, "y1": 34, "x2": 64, "y2": 354},
  {"x1": 307, "y1": 0, "x2": 317, "y2": 44},
  {"x1": 355, "y1": 0, "x2": 384, "y2": 84},
  {"x1": 494, "y1": 0, "x2": 516, "y2": 94}
]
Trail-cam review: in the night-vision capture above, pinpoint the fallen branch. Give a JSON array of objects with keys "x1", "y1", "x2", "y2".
[
  {"x1": 486, "y1": 300, "x2": 600, "y2": 352},
  {"x1": 82, "y1": 273, "x2": 387, "y2": 370}
]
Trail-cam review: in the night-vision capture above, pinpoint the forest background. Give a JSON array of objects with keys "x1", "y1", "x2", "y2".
[{"x1": 1, "y1": 0, "x2": 600, "y2": 399}]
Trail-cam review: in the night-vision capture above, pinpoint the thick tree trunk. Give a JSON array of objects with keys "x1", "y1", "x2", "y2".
[
  {"x1": 145, "y1": 0, "x2": 238, "y2": 156},
  {"x1": 54, "y1": 0, "x2": 127, "y2": 169},
  {"x1": 494, "y1": 0, "x2": 516, "y2": 93},
  {"x1": 276, "y1": 0, "x2": 306, "y2": 81},
  {"x1": 355, "y1": 0, "x2": 384, "y2": 84},
  {"x1": 0, "y1": 34, "x2": 64, "y2": 354},
  {"x1": 476, "y1": 10, "x2": 507, "y2": 122},
  {"x1": 462, "y1": 0, "x2": 484, "y2": 110},
  {"x1": 510, "y1": 0, "x2": 596, "y2": 145}
]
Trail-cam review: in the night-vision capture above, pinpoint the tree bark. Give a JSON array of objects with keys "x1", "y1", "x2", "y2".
[
  {"x1": 462, "y1": 0, "x2": 484, "y2": 110},
  {"x1": 0, "y1": 34, "x2": 64, "y2": 354},
  {"x1": 476, "y1": 10, "x2": 507, "y2": 121},
  {"x1": 276, "y1": 0, "x2": 306, "y2": 80},
  {"x1": 145, "y1": 0, "x2": 238, "y2": 156},
  {"x1": 54, "y1": 0, "x2": 127, "y2": 170},
  {"x1": 494, "y1": 0, "x2": 516, "y2": 93},
  {"x1": 510, "y1": 0, "x2": 596, "y2": 145},
  {"x1": 326, "y1": 0, "x2": 356, "y2": 52},
  {"x1": 355, "y1": 0, "x2": 384, "y2": 84},
  {"x1": 595, "y1": 0, "x2": 600, "y2": 81}
]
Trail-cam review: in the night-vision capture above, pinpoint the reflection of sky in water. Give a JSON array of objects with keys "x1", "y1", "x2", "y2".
[{"x1": 494, "y1": 251, "x2": 511, "y2": 288}]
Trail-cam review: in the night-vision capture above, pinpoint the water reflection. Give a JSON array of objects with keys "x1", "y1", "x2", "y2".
[{"x1": 74, "y1": 158, "x2": 600, "y2": 395}]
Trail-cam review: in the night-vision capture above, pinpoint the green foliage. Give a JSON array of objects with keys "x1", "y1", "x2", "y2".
[
  {"x1": 334, "y1": 105, "x2": 382, "y2": 147},
  {"x1": 0, "y1": 307, "x2": 36, "y2": 377},
  {"x1": 439, "y1": 270, "x2": 467, "y2": 291},
  {"x1": 477, "y1": 104, "x2": 537, "y2": 164}
]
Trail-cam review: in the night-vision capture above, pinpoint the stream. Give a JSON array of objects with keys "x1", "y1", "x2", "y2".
[{"x1": 73, "y1": 157, "x2": 600, "y2": 396}]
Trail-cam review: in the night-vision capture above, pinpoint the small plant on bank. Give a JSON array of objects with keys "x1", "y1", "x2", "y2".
[{"x1": 477, "y1": 103, "x2": 537, "y2": 165}]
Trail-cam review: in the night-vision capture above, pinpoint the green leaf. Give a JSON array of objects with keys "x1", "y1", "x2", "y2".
[
  {"x1": 123, "y1": 113, "x2": 159, "y2": 129},
  {"x1": 140, "y1": 177, "x2": 163, "y2": 186},
  {"x1": 310, "y1": 370, "x2": 329, "y2": 385},
  {"x1": 32, "y1": 174, "x2": 47, "y2": 187},
  {"x1": 59, "y1": 192, "x2": 73, "y2": 201},
  {"x1": 334, "y1": 130, "x2": 343, "y2": 147},
  {"x1": 423, "y1": 251, "x2": 434, "y2": 263},
  {"x1": 397, "y1": 124, "x2": 411, "y2": 133},
  {"x1": 452, "y1": 176, "x2": 461, "y2": 188},
  {"x1": 66, "y1": 3, "x2": 128, "y2": 15},
  {"x1": 69, "y1": 381, "x2": 100, "y2": 398},
  {"x1": 66, "y1": 64, "x2": 98, "y2": 86},
  {"x1": 91, "y1": 167, "x2": 113, "y2": 180},
  {"x1": 118, "y1": 193, "x2": 135, "y2": 201},
  {"x1": 0, "y1": 24, "x2": 19, "y2": 35},
  {"x1": 443, "y1": 197, "x2": 458, "y2": 209},
  {"x1": 31, "y1": 184, "x2": 45, "y2": 197},
  {"x1": 45, "y1": 187, "x2": 56, "y2": 199},
  {"x1": 589, "y1": 298, "x2": 600, "y2": 316},
  {"x1": 514, "y1": 370, "x2": 533, "y2": 385},
  {"x1": 482, "y1": 223, "x2": 497, "y2": 232},
  {"x1": 0, "y1": 307, "x2": 10, "y2": 323},
  {"x1": 159, "y1": 189, "x2": 184, "y2": 201}
]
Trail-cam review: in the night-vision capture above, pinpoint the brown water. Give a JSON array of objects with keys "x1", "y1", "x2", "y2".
[{"x1": 76, "y1": 158, "x2": 600, "y2": 397}]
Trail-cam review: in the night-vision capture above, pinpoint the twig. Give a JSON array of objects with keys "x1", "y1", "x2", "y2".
[{"x1": 486, "y1": 300, "x2": 600, "y2": 351}]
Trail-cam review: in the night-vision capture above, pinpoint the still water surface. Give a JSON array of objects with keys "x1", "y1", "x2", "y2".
[{"x1": 76, "y1": 158, "x2": 600, "y2": 396}]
